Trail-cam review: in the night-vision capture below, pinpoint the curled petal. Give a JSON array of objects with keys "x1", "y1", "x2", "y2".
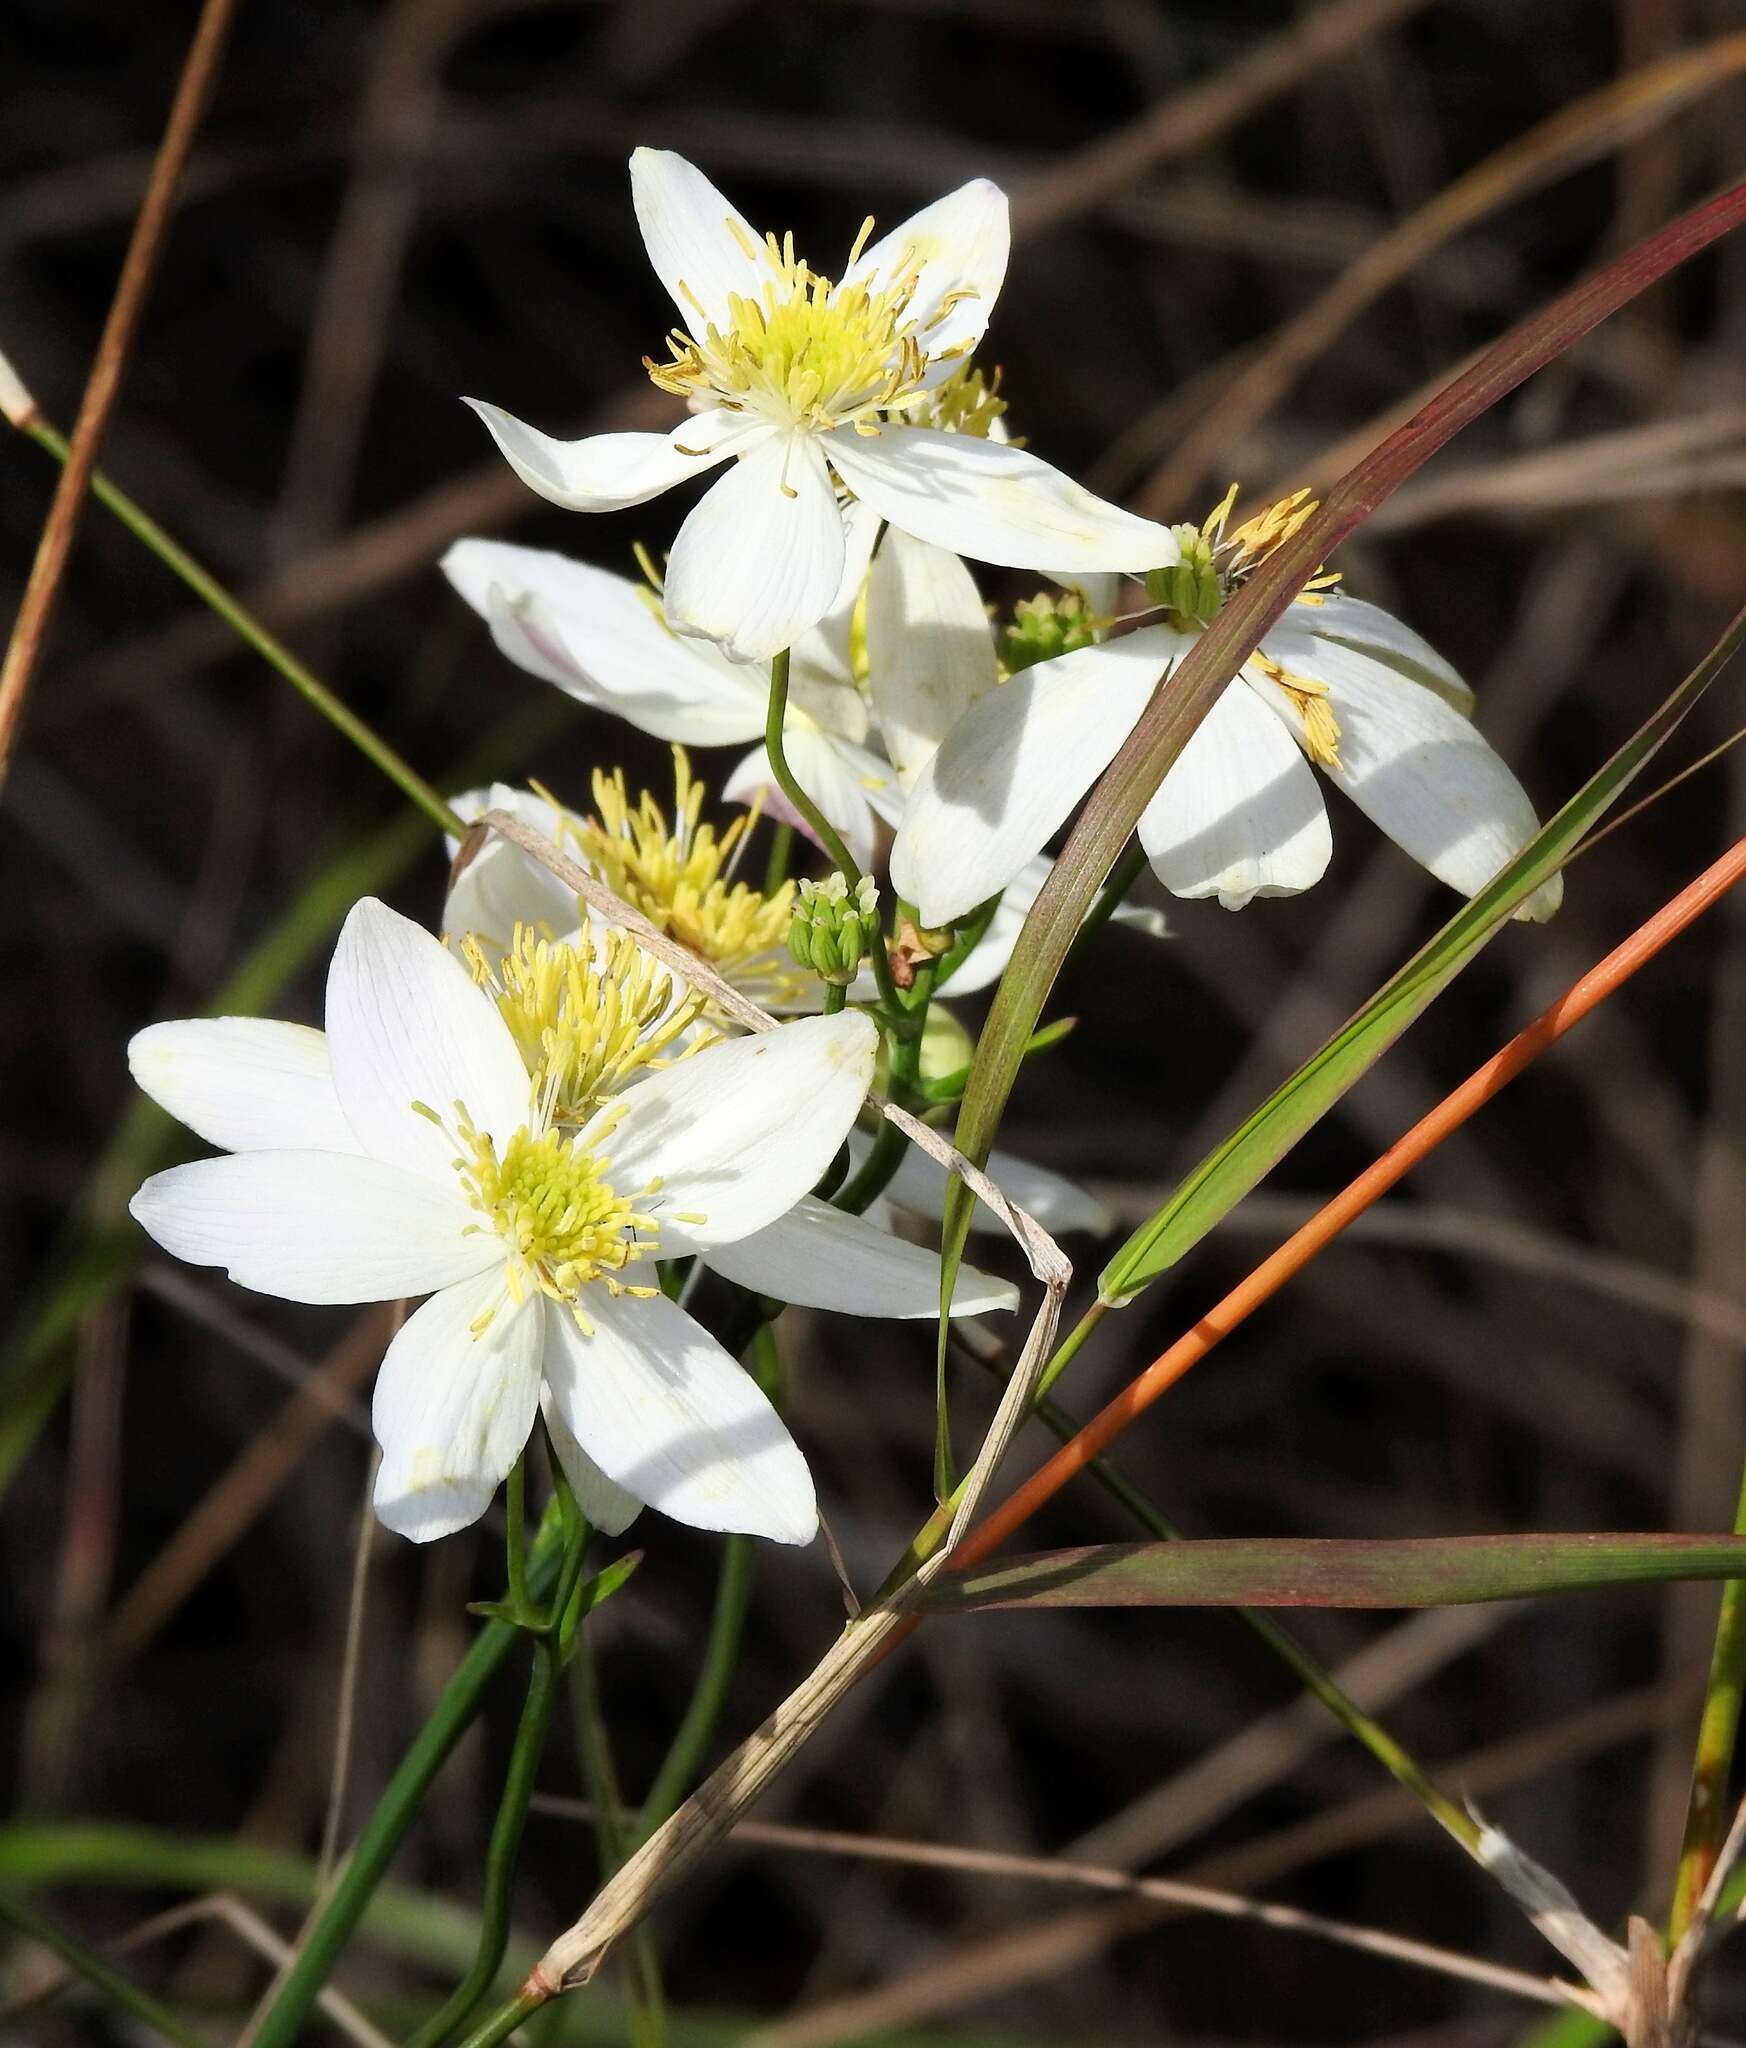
[{"x1": 465, "y1": 401, "x2": 762, "y2": 515}]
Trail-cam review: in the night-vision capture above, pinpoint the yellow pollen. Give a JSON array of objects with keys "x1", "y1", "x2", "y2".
[
  {"x1": 643, "y1": 223, "x2": 955, "y2": 435},
  {"x1": 447, "y1": 1104, "x2": 662, "y2": 1332},
  {"x1": 578, "y1": 748, "x2": 810, "y2": 1010},
  {"x1": 1253, "y1": 651, "x2": 1344, "y2": 770},
  {"x1": 462, "y1": 920, "x2": 706, "y2": 1127},
  {"x1": 1200, "y1": 482, "x2": 1341, "y2": 605}
]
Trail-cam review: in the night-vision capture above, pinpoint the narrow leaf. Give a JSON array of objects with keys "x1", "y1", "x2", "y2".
[
  {"x1": 910, "y1": 1535, "x2": 1746, "y2": 1614},
  {"x1": 1099, "y1": 599, "x2": 1746, "y2": 1300}
]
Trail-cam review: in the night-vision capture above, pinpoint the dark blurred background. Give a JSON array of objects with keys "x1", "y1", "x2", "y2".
[{"x1": 5, "y1": 1, "x2": 1746, "y2": 2040}]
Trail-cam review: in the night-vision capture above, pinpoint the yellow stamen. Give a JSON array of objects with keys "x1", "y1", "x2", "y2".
[
  {"x1": 1253, "y1": 651, "x2": 1344, "y2": 770},
  {"x1": 462, "y1": 921, "x2": 706, "y2": 1126},
  {"x1": 644, "y1": 223, "x2": 957, "y2": 435},
  {"x1": 578, "y1": 747, "x2": 810, "y2": 1010},
  {"x1": 447, "y1": 1101, "x2": 662, "y2": 1332}
]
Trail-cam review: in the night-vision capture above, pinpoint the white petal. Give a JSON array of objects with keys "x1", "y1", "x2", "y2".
[
  {"x1": 664, "y1": 434, "x2": 847, "y2": 663},
  {"x1": 889, "y1": 625, "x2": 1183, "y2": 927},
  {"x1": 858, "y1": 1132, "x2": 1113, "y2": 1238},
  {"x1": 865, "y1": 530, "x2": 998, "y2": 784},
  {"x1": 444, "y1": 784, "x2": 584, "y2": 954},
  {"x1": 1264, "y1": 621, "x2": 1561, "y2": 921},
  {"x1": 723, "y1": 729, "x2": 892, "y2": 870},
  {"x1": 326, "y1": 899, "x2": 533, "y2": 1179},
  {"x1": 1050, "y1": 570, "x2": 1123, "y2": 617},
  {"x1": 129, "y1": 1151, "x2": 492, "y2": 1305},
  {"x1": 464, "y1": 401, "x2": 760, "y2": 515},
  {"x1": 1136, "y1": 676, "x2": 1333, "y2": 909},
  {"x1": 443, "y1": 541, "x2": 767, "y2": 745},
  {"x1": 588, "y1": 1011, "x2": 876, "y2": 1247},
  {"x1": 630, "y1": 147, "x2": 777, "y2": 331},
  {"x1": 128, "y1": 1018, "x2": 360, "y2": 1156},
  {"x1": 843, "y1": 180, "x2": 1009, "y2": 380},
  {"x1": 827, "y1": 428, "x2": 1178, "y2": 575},
  {"x1": 540, "y1": 1389, "x2": 643, "y2": 1536},
  {"x1": 545, "y1": 1287, "x2": 815, "y2": 1543},
  {"x1": 701, "y1": 1195, "x2": 1018, "y2": 1316},
  {"x1": 1303, "y1": 592, "x2": 1475, "y2": 716},
  {"x1": 790, "y1": 495, "x2": 883, "y2": 698},
  {"x1": 372, "y1": 1272, "x2": 543, "y2": 1543}
]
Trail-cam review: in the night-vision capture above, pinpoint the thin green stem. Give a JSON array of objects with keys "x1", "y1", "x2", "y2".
[
  {"x1": 763, "y1": 821, "x2": 795, "y2": 894},
  {"x1": 763, "y1": 649, "x2": 901, "y2": 1014},
  {"x1": 571, "y1": 1622, "x2": 668, "y2": 2048},
  {"x1": 633, "y1": 1325, "x2": 777, "y2": 1847},
  {"x1": 821, "y1": 982, "x2": 847, "y2": 1015},
  {"x1": 504, "y1": 1455, "x2": 529, "y2": 1618},
  {"x1": 404, "y1": 1637, "x2": 565, "y2": 2048},
  {"x1": 19, "y1": 417, "x2": 462, "y2": 836},
  {"x1": 1669, "y1": 1455, "x2": 1746, "y2": 1943},
  {"x1": 1062, "y1": 835, "x2": 1150, "y2": 974},
  {"x1": 0, "y1": 1891, "x2": 216, "y2": 2048},
  {"x1": 453, "y1": 1986, "x2": 547, "y2": 2048},
  {"x1": 246, "y1": 1518, "x2": 567, "y2": 2048}
]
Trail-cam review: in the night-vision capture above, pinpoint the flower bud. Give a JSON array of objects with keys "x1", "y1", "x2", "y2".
[
  {"x1": 1000, "y1": 589, "x2": 1100, "y2": 676},
  {"x1": 788, "y1": 873, "x2": 880, "y2": 986},
  {"x1": 1145, "y1": 526, "x2": 1223, "y2": 627}
]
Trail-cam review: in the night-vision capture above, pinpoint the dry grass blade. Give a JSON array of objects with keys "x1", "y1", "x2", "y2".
[
  {"x1": 1131, "y1": 34, "x2": 1746, "y2": 514},
  {"x1": 0, "y1": 0, "x2": 239, "y2": 785},
  {"x1": 530, "y1": 1794, "x2": 1602, "y2": 2021}
]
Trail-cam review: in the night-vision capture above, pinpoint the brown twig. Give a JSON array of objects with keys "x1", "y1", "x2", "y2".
[{"x1": 0, "y1": 0, "x2": 239, "y2": 786}]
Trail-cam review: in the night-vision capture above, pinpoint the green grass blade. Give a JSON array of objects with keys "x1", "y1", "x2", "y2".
[
  {"x1": 1098, "y1": 600, "x2": 1746, "y2": 1301},
  {"x1": 910, "y1": 1534, "x2": 1746, "y2": 1614}
]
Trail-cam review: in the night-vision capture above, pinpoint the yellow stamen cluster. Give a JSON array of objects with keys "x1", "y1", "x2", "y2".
[
  {"x1": 450, "y1": 1105, "x2": 661, "y2": 1329},
  {"x1": 909, "y1": 363, "x2": 1016, "y2": 442},
  {"x1": 1202, "y1": 483, "x2": 1342, "y2": 606},
  {"x1": 645, "y1": 217, "x2": 971, "y2": 437},
  {"x1": 578, "y1": 749, "x2": 809, "y2": 1010},
  {"x1": 463, "y1": 922, "x2": 705, "y2": 1127},
  {"x1": 1252, "y1": 651, "x2": 1344, "y2": 770}
]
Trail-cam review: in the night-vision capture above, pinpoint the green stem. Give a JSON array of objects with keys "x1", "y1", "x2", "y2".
[
  {"x1": 504, "y1": 1455, "x2": 529, "y2": 1618},
  {"x1": 0, "y1": 1891, "x2": 216, "y2": 2048},
  {"x1": 821, "y1": 982, "x2": 847, "y2": 1016},
  {"x1": 763, "y1": 822, "x2": 795, "y2": 894},
  {"x1": 571, "y1": 1622, "x2": 668, "y2": 2048},
  {"x1": 246, "y1": 1518, "x2": 566, "y2": 2048},
  {"x1": 1669, "y1": 1455, "x2": 1746, "y2": 1942},
  {"x1": 1062, "y1": 835, "x2": 1150, "y2": 974},
  {"x1": 453, "y1": 1986, "x2": 547, "y2": 2048},
  {"x1": 633, "y1": 1326, "x2": 776, "y2": 1846},
  {"x1": 763, "y1": 649, "x2": 900, "y2": 1013},
  {"x1": 404, "y1": 1640, "x2": 564, "y2": 2048},
  {"x1": 19, "y1": 416, "x2": 461, "y2": 836}
]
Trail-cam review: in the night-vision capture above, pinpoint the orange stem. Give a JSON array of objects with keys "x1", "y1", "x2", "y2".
[{"x1": 942, "y1": 832, "x2": 1746, "y2": 1582}]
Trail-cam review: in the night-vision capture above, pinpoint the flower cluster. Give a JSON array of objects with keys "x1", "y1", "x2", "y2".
[{"x1": 127, "y1": 145, "x2": 1563, "y2": 1564}]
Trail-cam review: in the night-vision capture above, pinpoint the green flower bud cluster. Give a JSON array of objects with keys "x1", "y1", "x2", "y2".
[
  {"x1": 787, "y1": 873, "x2": 880, "y2": 986},
  {"x1": 1145, "y1": 524, "x2": 1224, "y2": 627},
  {"x1": 1000, "y1": 589, "x2": 1100, "y2": 676}
]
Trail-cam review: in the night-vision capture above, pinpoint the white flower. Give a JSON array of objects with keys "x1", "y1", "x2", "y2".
[
  {"x1": 465, "y1": 148, "x2": 1177, "y2": 662},
  {"x1": 127, "y1": 900, "x2": 1016, "y2": 1547},
  {"x1": 891, "y1": 489, "x2": 1563, "y2": 927},
  {"x1": 443, "y1": 514, "x2": 897, "y2": 870},
  {"x1": 439, "y1": 778, "x2": 1118, "y2": 1235}
]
